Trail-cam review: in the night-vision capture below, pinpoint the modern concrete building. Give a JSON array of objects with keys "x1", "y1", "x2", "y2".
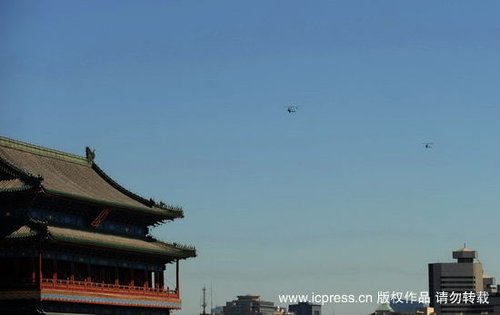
[
  {"x1": 370, "y1": 305, "x2": 435, "y2": 315},
  {"x1": 223, "y1": 295, "x2": 276, "y2": 315},
  {"x1": 428, "y1": 247, "x2": 496, "y2": 315},
  {"x1": 288, "y1": 302, "x2": 321, "y2": 315},
  {"x1": 276, "y1": 306, "x2": 295, "y2": 315}
]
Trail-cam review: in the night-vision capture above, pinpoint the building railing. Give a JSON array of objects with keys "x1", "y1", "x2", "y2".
[{"x1": 41, "y1": 278, "x2": 179, "y2": 298}]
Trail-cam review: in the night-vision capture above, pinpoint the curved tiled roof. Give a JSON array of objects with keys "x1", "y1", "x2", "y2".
[
  {"x1": 0, "y1": 178, "x2": 32, "y2": 192},
  {"x1": 4, "y1": 224, "x2": 40, "y2": 239},
  {"x1": 5, "y1": 224, "x2": 196, "y2": 259},
  {"x1": 0, "y1": 136, "x2": 182, "y2": 219},
  {"x1": 48, "y1": 225, "x2": 196, "y2": 259}
]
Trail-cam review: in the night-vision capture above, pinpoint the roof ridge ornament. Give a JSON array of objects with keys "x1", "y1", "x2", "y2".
[{"x1": 85, "y1": 147, "x2": 96, "y2": 164}]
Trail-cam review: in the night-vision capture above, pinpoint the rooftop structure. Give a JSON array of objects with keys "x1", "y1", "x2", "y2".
[{"x1": 452, "y1": 247, "x2": 478, "y2": 263}]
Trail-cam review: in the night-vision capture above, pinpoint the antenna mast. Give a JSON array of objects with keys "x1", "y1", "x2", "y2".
[
  {"x1": 201, "y1": 286, "x2": 208, "y2": 315},
  {"x1": 210, "y1": 283, "x2": 213, "y2": 315}
]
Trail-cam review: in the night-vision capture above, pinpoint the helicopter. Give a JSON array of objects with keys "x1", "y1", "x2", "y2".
[
  {"x1": 285, "y1": 105, "x2": 298, "y2": 113},
  {"x1": 423, "y1": 142, "x2": 433, "y2": 149}
]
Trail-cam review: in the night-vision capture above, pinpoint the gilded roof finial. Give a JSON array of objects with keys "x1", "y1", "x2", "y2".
[{"x1": 85, "y1": 147, "x2": 96, "y2": 164}]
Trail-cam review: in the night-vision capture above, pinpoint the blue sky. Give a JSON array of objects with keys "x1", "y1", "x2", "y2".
[{"x1": 2, "y1": 1, "x2": 500, "y2": 314}]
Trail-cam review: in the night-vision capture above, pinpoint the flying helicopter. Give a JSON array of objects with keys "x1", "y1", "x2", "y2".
[{"x1": 285, "y1": 105, "x2": 298, "y2": 113}]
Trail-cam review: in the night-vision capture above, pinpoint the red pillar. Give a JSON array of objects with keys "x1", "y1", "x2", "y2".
[
  {"x1": 32, "y1": 257, "x2": 36, "y2": 284},
  {"x1": 159, "y1": 271, "x2": 164, "y2": 290},
  {"x1": 144, "y1": 270, "x2": 149, "y2": 288},
  {"x1": 150, "y1": 271, "x2": 154, "y2": 288},
  {"x1": 52, "y1": 259, "x2": 58, "y2": 283},
  {"x1": 87, "y1": 264, "x2": 91, "y2": 283},
  {"x1": 153, "y1": 271, "x2": 159, "y2": 289},
  {"x1": 38, "y1": 252, "x2": 43, "y2": 288},
  {"x1": 70, "y1": 261, "x2": 75, "y2": 282},
  {"x1": 130, "y1": 268, "x2": 135, "y2": 286},
  {"x1": 114, "y1": 267, "x2": 119, "y2": 286},
  {"x1": 175, "y1": 259, "x2": 180, "y2": 294},
  {"x1": 99, "y1": 265, "x2": 104, "y2": 283}
]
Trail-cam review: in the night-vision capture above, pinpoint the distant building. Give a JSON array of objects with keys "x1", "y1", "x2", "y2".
[
  {"x1": 370, "y1": 303, "x2": 397, "y2": 315},
  {"x1": 428, "y1": 247, "x2": 496, "y2": 315},
  {"x1": 490, "y1": 294, "x2": 500, "y2": 315},
  {"x1": 390, "y1": 301, "x2": 425, "y2": 314},
  {"x1": 223, "y1": 295, "x2": 276, "y2": 315},
  {"x1": 370, "y1": 304, "x2": 434, "y2": 315},
  {"x1": 400, "y1": 307, "x2": 435, "y2": 315},
  {"x1": 276, "y1": 306, "x2": 295, "y2": 315},
  {"x1": 414, "y1": 307, "x2": 435, "y2": 315},
  {"x1": 212, "y1": 306, "x2": 225, "y2": 315},
  {"x1": 288, "y1": 302, "x2": 321, "y2": 315}
]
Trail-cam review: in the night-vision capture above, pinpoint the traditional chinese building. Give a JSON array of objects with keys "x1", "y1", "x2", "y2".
[{"x1": 0, "y1": 136, "x2": 196, "y2": 315}]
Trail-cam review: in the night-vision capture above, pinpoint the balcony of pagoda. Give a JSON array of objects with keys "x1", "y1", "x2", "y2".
[
  {"x1": 0, "y1": 256, "x2": 183, "y2": 310},
  {"x1": 39, "y1": 260, "x2": 181, "y2": 309},
  {"x1": 40, "y1": 278, "x2": 180, "y2": 308}
]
